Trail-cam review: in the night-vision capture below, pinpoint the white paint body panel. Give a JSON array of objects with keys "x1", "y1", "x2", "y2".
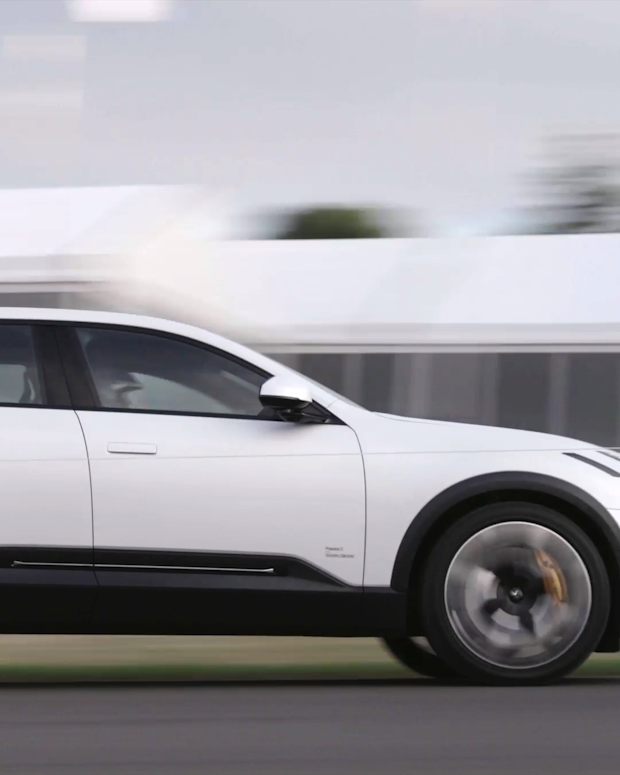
[
  {"x1": 0, "y1": 408, "x2": 91, "y2": 548},
  {"x1": 1, "y1": 308, "x2": 618, "y2": 594},
  {"x1": 333, "y1": 404, "x2": 620, "y2": 586},
  {"x1": 77, "y1": 411, "x2": 365, "y2": 585}
]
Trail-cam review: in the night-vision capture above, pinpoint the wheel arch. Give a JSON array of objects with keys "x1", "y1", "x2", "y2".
[{"x1": 391, "y1": 472, "x2": 620, "y2": 652}]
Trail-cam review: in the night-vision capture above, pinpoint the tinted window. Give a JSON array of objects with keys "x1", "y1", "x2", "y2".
[
  {"x1": 76, "y1": 328, "x2": 267, "y2": 417},
  {"x1": 0, "y1": 326, "x2": 45, "y2": 406}
]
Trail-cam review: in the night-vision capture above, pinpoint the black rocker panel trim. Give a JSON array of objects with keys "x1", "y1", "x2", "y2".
[
  {"x1": 0, "y1": 546, "x2": 93, "y2": 568},
  {"x1": 91, "y1": 573, "x2": 406, "y2": 636},
  {"x1": 0, "y1": 547, "x2": 407, "y2": 636},
  {"x1": 90, "y1": 548, "x2": 374, "y2": 636},
  {"x1": 0, "y1": 547, "x2": 96, "y2": 634},
  {"x1": 92, "y1": 569, "x2": 362, "y2": 635},
  {"x1": 93, "y1": 548, "x2": 349, "y2": 586},
  {"x1": 358, "y1": 586, "x2": 408, "y2": 637}
]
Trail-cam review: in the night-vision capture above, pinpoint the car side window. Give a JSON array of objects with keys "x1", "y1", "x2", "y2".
[
  {"x1": 0, "y1": 325, "x2": 45, "y2": 406},
  {"x1": 74, "y1": 327, "x2": 268, "y2": 417}
]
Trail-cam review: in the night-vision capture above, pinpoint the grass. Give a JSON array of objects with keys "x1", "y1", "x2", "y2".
[{"x1": 0, "y1": 636, "x2": 615, "y2": 682}]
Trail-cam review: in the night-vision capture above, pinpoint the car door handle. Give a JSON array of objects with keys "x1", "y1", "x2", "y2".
[{"x1": 107, "y1": 443, "x2": 157, "y2": 455}]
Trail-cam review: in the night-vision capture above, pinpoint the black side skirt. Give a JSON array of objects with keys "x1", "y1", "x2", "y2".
[
  {"x1": 0, "y1": 547, "x2": 96, "y2": 634},
  {"x1": 0, "y1": 547, "x2": 407, "y2": 636},
  {"x1": 91, "y1": 549, "x2": 407, "y2": 636}
]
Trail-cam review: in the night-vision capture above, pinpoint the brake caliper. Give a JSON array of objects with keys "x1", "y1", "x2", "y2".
[{"x1": 534, "y1": 550, "x2": 568, "y2": 605}]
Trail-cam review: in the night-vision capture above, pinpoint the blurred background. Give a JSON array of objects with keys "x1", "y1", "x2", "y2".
[
  {"x1": 2, "y1": 0, "x2": 620, "y2": 679},
  {"x1": 0, "y1": 12, "x2": 619, "y2": 775},
  {"x1": 3, "y1": 0, "x2": 620, "y2": 451}
]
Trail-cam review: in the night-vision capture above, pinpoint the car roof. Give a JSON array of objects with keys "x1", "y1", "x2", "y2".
[
  {"x1": 0, "y1": 307, "x2": 182, "y2": 328},
  {"x1": 0, "y1": 307, "x2": 229, "y2": 345},
  {"x1": 0, "y1": 306, "x2": 265, "y2": 368}
]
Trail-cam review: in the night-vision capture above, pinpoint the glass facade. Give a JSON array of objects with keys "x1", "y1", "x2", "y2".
[{"x1": 270, "y1": 351, "x2": 620, "y2": 447}]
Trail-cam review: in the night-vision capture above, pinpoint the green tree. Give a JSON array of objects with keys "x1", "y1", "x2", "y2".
[{"x1": 274, "y1": 206, "x2": 390, "y2": 240}]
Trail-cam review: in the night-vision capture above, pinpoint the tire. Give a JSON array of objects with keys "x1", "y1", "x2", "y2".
[
  {"x1": 381, "y1": 636, "x2": 458, "y2": 679},
  {"x1": 421, "y1": 502, "x2": 610, "y2": 686}
]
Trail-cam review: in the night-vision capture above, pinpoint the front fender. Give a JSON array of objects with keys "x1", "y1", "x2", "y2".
[
  {"x1": 390, "y1": 471, "x2": 620, "y2": 592},
  {"x1": 363, "y1": 448, "x2": 620, "y2": 588}
]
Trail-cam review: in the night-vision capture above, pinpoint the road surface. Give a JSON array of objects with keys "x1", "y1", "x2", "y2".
[{"x1": 0, "y1": 678, "x2": 617, "y2": 774}]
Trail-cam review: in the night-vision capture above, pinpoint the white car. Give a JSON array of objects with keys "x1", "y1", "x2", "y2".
[{"x1": 0, "y1": 308, "x2": 618, "y2": 685}]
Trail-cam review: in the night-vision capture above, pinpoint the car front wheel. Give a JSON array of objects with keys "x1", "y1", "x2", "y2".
[{"x1": 421, "y1": 503, "x2": 610, "y2": 685}]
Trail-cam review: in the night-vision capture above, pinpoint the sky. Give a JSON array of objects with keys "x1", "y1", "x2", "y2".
[{"x1": 1, "y1": 0, "x2": 620, "y2": 237}]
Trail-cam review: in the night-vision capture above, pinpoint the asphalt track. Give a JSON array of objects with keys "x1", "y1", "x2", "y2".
[{"x1": 0, "y1": 678, "x2": 618, "y2": 774}]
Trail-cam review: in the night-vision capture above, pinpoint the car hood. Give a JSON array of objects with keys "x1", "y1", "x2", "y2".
[{"x1": 367, "y1": 412, "x2": 597, "y2": 454}]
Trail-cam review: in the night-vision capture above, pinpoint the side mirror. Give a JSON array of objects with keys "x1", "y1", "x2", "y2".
[{"x1": 259, "y1": 376, "x2": 312, "y2": 414}]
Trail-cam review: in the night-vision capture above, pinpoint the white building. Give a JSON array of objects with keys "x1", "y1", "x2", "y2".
[{"x1": 0, "y1": 191, "x2": 618, "y2": 447}]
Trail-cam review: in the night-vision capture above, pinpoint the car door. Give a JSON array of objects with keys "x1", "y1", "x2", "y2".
[
  {"x1": 0, "y1": 323, "x2": 95, "y2": 633},
  {"x1": 57, "y1": 324, "x2": 366, "y2": 635}
]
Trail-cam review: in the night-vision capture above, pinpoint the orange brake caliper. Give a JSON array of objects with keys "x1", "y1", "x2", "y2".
[{"x1": 534, "y1": 550, "x2": 568, "y2": 606}]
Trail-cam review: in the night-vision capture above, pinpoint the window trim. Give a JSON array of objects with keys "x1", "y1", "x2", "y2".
[
  {"x1": 34, "y1": 325, "x2": 72, "y2": 407},
  {"x1": 0, "y1": 323, "x2": 72, "y2": 411},
  {"x1": 53, "y1": 322, "x2": 341, "y2": 424}
]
